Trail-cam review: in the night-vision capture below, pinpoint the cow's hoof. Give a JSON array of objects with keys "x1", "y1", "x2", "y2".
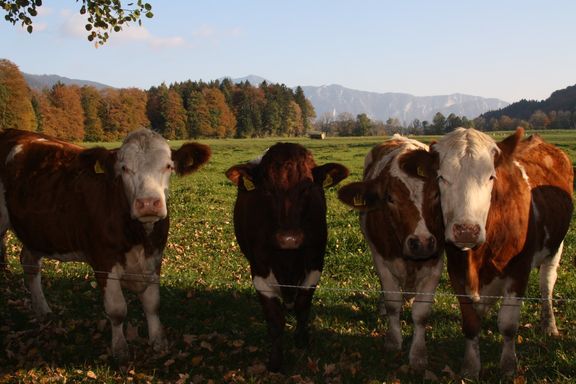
[
  {"x1": 383, "y1": 333, "x2": 402, "y2": 352},
  {"x1": 150, "y1": 335, "x2": 168, "y2": 352},
  {"x1": 500, "y1": 355, "x2": 517, "y2": 377},
  {"x1": 460, "y1": 363, "x2": 480, "y2": 381},
  {"x1": 409, "y1": 351, "x2": 428, "y2": 373}
]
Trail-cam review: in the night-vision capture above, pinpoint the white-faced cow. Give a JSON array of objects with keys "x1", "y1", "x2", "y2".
[
  {"x1": 226, "y1": 143, "x2": 348, "y2": 372},
  {"x1": 338, "y1": 135, "x2": 444, "y2": 372},
  {"x1": 432, "y1": 127, "x2": 573, "y2": 378},
  {"x1": 0, "y1": 128, "x2": 211, "y2": 361}
]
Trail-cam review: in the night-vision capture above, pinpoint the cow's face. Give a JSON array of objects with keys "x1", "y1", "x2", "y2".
[
  {"x1": 85, "y1": 129, "x2": 210, "y2": 224},
  {"x1": 226, "y1": 143, "x2": 348, "y2": 250},
  {"x1": 338, "y1": 146, "x2": 442, "y2": 260},
  {"x1": 431, "y1": 128, "x2": 522, "y2": 250}
]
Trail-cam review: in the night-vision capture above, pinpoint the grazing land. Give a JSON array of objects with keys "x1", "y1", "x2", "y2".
[{"x1": 1, "y1": 131, "x2": 576, "y2": 383}]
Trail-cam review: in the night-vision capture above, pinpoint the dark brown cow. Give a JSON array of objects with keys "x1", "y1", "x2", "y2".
[
  {"x1": 226, "y1": 143, "x2": 348, "y2": 372},
  {"x1": 0, "y1": 128, "x2": 210, "y2": 361},
  {"x1": 431, "y1": 127, "x2": 573, "y2": 378},
  {"x1": 338, "y1": 135, "x2": 444, "y2": 372}
]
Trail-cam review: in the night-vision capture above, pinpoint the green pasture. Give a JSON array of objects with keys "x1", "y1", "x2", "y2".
[{"x1": 1, "y1": 130, "x2": 576, "y2": 383}]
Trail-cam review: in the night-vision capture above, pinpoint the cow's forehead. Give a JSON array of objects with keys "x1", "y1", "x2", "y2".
[
  {"x1": 435, "y1": 128, "x2": 499, "y2": 175},
  {"x1": 117, "y1": 129, "x2": 171, "y2": 165}
]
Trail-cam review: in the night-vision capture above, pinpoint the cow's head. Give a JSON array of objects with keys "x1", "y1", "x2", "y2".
[
  {"x1": 226, "y1": 143, "x2": 348, "y2": 250},
  {"x1": 82, "y1": 129, "x2": 211, "y2": 223},
  {"x1": 338, "y1": 143, "x2": 442, "y2": 260},
  {"x1": 431, "y1": 127, "x2": 522, "y2": 250}
]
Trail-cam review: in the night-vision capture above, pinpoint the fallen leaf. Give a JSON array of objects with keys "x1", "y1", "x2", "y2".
[
  {"x1": 191, "y1": 356, "x2": 203, "y2": 366},
  {"x1": 164, "y1": 359, "x2": 175, "y2": 367},
  {"x1": 200, "y1": 341, "x2": 213, "y2": 351},
  {"x1": 323, "y1": 363, "x2": 337, "y2": 376},
  {"x1": 86, "y1": 371, "x2": 97, "y2": 380}
]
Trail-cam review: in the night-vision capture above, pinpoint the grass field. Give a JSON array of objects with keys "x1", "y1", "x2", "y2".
[{"x1": 1, "y1": 131, "x2": 576, "y2": 383}]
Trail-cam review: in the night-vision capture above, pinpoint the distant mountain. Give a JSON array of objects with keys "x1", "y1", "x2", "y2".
[
  {"x1": 23, "y1": 73, "x2": 112, "y2": 91},
  {"x1": 22, "y1": 71, "x2": 509, "y2": 122},
  {"x1": 300, "y1": 84, "x2": 509, "y2": 123},
  {"x1": 481, "y1": 84, "x2": 576, "y2": 121},
  {"x1": 224, "y1": 74, "x2": 269, "y2": 85}
]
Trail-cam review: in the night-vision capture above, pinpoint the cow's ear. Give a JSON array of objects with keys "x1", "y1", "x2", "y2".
[
  {"x1": 225, "y1": 163, "x2": 258, "y2": 191},
  {"x1": 172, "y1": 142, "x2": 211, "y2": 176},
  {"x1": 79, "y1": 147, "x2": 116, "y2": 177},
  {"x1": 313, "y1": 163, "x2": 349, "y2": 188},
  {"x1": 399, "y1": 149, "x2": 438, "y2": 179},
  {"x1": 337, "y1": 180, "x2": 381, "y2": 211},
  {"x1": 495, "y1": 127, "x2": 523, "y2": 166}
]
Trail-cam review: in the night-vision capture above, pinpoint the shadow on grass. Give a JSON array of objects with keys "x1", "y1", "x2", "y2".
[{"x1": 1, "y1": 271, "x2": 576, "y2": 383}]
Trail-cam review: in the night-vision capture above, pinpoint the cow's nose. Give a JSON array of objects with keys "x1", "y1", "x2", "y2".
[
  {"x1": 134, "y1": 197, "x2": 163, "y2": 216},
  {"x1": 405, "y1": 235, "x2": 437, "y2": 259},
  {"x1": 275, "y1": 230, "x2": 304, "y2": 250},
  {"x1": 452, "y1": 223, "x2": 481, "y2": 246}
]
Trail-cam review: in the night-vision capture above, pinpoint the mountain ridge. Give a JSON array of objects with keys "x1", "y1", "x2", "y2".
[{"x1": 22, "y1": 72, "x2": 509, "y2": 122}]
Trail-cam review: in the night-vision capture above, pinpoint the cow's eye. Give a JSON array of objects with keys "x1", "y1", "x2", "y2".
[
  {"x1": 437, "y1": 175, "x2": 448, "y2": 184},
  {"x1": 489, "y1": 174, "x2": 496, "y2": 181},
  {"x1": 166, "y1": 163, "x2": 174, "y2": 171}
]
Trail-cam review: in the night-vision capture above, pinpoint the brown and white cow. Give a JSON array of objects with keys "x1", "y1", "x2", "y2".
[
  {"x1": 0, "y1": 128, "x2": 210, "y2": 361},
  {"x1": 226, "y1": 143, "x2": 348, "y2": 372},
  {"x1": 431, "y1": 127, "x2": 573, "y2": 378},
  {"x1": 338, "y1": 135, "x2": 444, "y2": 372}
]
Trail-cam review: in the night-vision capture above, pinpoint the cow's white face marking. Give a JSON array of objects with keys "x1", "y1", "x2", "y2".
[
  {"x1": 433, "y1": 128, "x2": 499, "y2": 249},
  {"x1": 115, "y1": 129, "x2": 174, "y2": 223}
]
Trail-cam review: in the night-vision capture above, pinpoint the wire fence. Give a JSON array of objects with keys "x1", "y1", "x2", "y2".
[{"x1": 2, "y1": 260, "x2": 576, "y2": 305}]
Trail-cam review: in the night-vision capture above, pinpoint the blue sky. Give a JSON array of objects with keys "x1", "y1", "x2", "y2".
[{"x1": 1, "y1": 1, "x2": 575, "y2": 103}]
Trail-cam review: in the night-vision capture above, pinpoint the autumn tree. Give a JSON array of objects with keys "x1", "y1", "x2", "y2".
[
  {"x1": 80, "y1": 86, "x2": 104, "y2": 141},
  {"x1": 0, "y1": 59, "x2": 36, "y2": 131},
  {"x1": 37, "y1": 83, "x2": 84, "y2": 141},
  {"x1": 203, "y1": 87, "x2": 236, "y2": 138}
]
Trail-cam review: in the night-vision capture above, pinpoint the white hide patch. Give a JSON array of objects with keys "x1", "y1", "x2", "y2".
[
  {"x1": 253, "y1": 271, "x2": 281, "y2": 299},
  {"x1": 5, "y1": 144, "x2": 23, "y2": 165},
  {"x1": 108, "y1": 245, "x2": 161, "y2": 293},
  {"x1": 302, "y1": 270, "x2": 321, "y2": 289},
  {"x1": 513, "y1": 161, "x2": 531, "y2": 189}
]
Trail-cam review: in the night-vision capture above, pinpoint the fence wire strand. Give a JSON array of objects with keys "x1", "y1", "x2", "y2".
[{"x1": 2, "y1": 260, "x2": 576, "y2": 304}]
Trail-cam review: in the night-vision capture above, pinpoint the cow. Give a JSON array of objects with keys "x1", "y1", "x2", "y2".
[
  {"x1": 337, "y1": 135, "x2": 444, "y2": 372},
  {"x1": 0, "y1": 128, "x2": 211, "y2": 361},
  {"x1": 431, "y1": 127, "x2": 573, "y2": 378},
  {"x1": 225, "y1": 142, "x2": 348, "y2": 372}
]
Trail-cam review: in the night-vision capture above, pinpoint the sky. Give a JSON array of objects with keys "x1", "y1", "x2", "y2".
[{"x1": 1, "y1": 1, "x2": 575, "y2": 103}]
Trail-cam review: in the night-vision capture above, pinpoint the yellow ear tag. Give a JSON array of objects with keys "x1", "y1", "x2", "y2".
[
  {"x1": 94, "y1": 161, "x2": 105, "y2": 174},
  {"x1": 243, "y1": 177, "x2": 256, "y2": 191},
  {"x1": 417, "y1": 166, "x2": 426, "y2": 178},
  {"x1": 353, "y1": 194, "x2": 366, "y2": 207},
  {"x1": 323, "y1": 174, "x2": 334, "y2": 188}
]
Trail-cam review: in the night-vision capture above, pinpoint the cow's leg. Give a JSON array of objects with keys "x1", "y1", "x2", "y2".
[
  {"x1": 138, "y1": 280, "x2": 167, "y2": 351},
  {"x1": 498, "y1": 295, "x2": 522, "y2": 377},
  {"x1": 253, "y1": 272, "x2": 285, "y2": 372},
  {"x1": 103, "y1": 269, "x2": 129, "y2": 361},
  {"x1": 294, "y1": 270, "x2": 321, "y2": 348},
  {"x1": 459, "y1": 299, "x2": 482, "y2": 380},
  {"x1": 20, "y1": 247, "x2": 52, "y2": 316},
  {"x1": 372, "y1": 256, "x2": 403, "y2": 351},
  {"x1": 259, "y1": 294, "x2": 285, "y2": 372},
  {"x1": 539, "y1": 242, "x2": 562, "y2": 336},
  {"x1": 409, "y1": 261, "x2": 443, "y2": 372}
]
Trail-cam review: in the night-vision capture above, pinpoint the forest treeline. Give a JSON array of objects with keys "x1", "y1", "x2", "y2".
[
  {"x1": 3, "y1": 59, "x2": 576, "y2": 142},
  {"x1": 0, "y1": 59, "x2": 315, "y2": 141}
]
